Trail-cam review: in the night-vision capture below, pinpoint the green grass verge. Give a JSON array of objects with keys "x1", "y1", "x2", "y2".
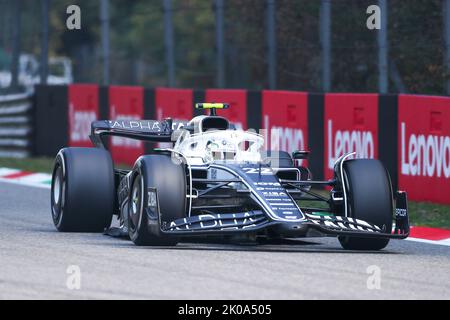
[
  {"x1": 0, "y1": 157, "x2": 449, "y2": 229},
  {"x1": 0, "y1": 157, "x2": 54, "y2": 173},
  {"x1": 408, "y1": 202, "x2": 450, "y2": 229}
]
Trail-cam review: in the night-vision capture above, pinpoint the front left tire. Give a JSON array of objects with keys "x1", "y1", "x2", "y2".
[{"x1": 128, "y1": 155, "x2": 187, "y2": 246}]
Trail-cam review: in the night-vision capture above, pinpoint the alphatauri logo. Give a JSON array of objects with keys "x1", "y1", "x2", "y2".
[
  {"x1": 110, "y1": 105, "x2": 142, "y2": 148},
  {"x1": 327, "y1": 120, "x2": 375, "y2": 169},
  {"x1": 401, "y1": 122, "x2": 450, "y2": 178}
]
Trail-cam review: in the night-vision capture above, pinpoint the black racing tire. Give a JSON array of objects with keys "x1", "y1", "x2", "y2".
[
  {"x1": 261, "y1": 150, "x2": 294, "y2": 168},
  {"x1": 51, "y1": 148, "x2": 115, "y2": 232},
  {"x1": 338, "y1": 159, "x2": 393, "y2": 251},
  {"x1": 128, "y1": 155, "x2": 186, "y2": 246}
]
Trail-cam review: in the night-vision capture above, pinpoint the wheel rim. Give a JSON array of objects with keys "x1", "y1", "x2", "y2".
[
  {"x1": 129, "y1": 176, "x2": 142, "y2": 233},
  {"x1": 54, "y1": 173, "x2": 61, "y2": 204},
  {"x1": 51, "y1": 165, "x2": 65, "y2": 224}
]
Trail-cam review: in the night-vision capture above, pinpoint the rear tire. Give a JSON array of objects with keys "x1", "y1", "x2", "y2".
[
  {"x1": 128, "y1": 155, "x2": 186, "y2": 246},
  {"x1": 261, "y1": 150, "x2": 293, "y2": 168},
  {"x1": 51, "y1": 148, "x2": 115, "y2": 232},
  {"x1": 338, "y1": 159, "x2": 393, "y2": 251}
]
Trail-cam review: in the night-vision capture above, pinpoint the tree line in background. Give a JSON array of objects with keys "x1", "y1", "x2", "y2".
[{"x1": 0, "y1": 0, "x2": 446, "y2": 95}]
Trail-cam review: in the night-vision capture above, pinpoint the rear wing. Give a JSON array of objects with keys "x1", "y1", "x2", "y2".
[{"x1": 90, "y1": 119, "x2": 188, "y2": 148}]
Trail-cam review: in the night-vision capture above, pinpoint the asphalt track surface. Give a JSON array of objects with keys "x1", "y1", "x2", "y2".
[{"x1": 1, "y1": 181, "x2": 450, "y2": 300}]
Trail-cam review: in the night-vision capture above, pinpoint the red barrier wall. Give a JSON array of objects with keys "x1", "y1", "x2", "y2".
[
  {"x1": 262, "y1": 90, "x2": 308, "y2": 165},
  {"x1": 205, "y1": 89, "x2": 247, "y2": 129},
  {"x1": 155, "y1": 88, "x2": 193, "y2": 122},
  {"x1": 68, "y1": 84, "x2": 99, "y2": 147},
  {"x1": 36, "y1": 83, "x2": 450, "y2": 206},
  {"x1": 398, "y1": 95, "x2": 450, "y2": 204},
  {"x1": 108, "y1": 86, "x2": 144, "y2": 165},
  {"x1": 324, "y1": 94, "x2": 378, "y2": 180}
]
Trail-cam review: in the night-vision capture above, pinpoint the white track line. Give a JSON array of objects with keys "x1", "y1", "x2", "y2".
[
  {"x1": 406, "y1": 237, "x2": 450, "y2": 247},
  {"x1": 0, "y1": 167, "x2": 51, "y2": 189},
  {"x1": 0, "y1": 177, "x2": 51, "y2": 189}
]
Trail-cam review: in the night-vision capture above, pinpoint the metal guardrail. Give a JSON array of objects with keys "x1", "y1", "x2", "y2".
[{"x1": 0, "y1": 92, "x2": 33, "y2": 158}]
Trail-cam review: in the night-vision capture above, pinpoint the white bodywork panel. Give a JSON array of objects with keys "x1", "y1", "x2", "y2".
[{"x1": 173, "y1": 129, "x2": 265, "y2": 166}]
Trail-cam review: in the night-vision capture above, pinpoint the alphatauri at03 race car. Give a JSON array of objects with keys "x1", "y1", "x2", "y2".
[{"x1": 51, "y1": 103, "x2": 409, "y2": 250}]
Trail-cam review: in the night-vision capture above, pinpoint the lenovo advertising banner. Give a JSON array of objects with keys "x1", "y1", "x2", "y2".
[
  {"x1": 205, "y1": 89, "x2": 247, "y2": 129},
  {"x1": 155, "y1": 88, "x2": 193, "y2": 123},
  {"x1": 324, "y1": 94, "x2": 379, "y2": 180},
  {"x1": 108, "y1": 86, "x2": 144, "y2": 165},
  {"x1": 398, "y1": 95, "x2": 450, "y2": 204},
  {"x1": 68, "y1": 84, "x2": 99, "y2": 147},
  {"x1": 155, "y1": 88, "x2": 193, "y2": 147},
  {"x1": 262, "y1": 90, "x2": 308, "y2": 165}
]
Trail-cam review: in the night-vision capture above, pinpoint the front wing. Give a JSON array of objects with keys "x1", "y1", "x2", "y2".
[{"x1": 157, "y1": 191, "x2": 410, "y2": 239}]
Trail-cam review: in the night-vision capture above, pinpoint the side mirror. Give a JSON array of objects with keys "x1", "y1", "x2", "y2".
[{"x1": 292, "y1": 150, "x2": 310, "y2": 160}]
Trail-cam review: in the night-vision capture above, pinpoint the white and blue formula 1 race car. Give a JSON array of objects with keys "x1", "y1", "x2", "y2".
[{"x1": 51, "y1": 103, "x2": 409, "y2": 250}]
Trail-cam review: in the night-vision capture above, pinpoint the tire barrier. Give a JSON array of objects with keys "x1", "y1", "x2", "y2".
[
  {"x1": 32, "y1": 85, "x2": 450, "y2": 204},
  {"x1": 0, "y1": 91, "x2": 34, "y2": 158}
]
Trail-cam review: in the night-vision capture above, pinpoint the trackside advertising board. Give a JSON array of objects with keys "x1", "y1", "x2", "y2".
[
  {"x1": 262, "y1": 90, "x2": 308, "y2": 165},
  {"x1": 324, "y1": 94, "x2": 378, "y2": 180},
  {"x1": 398, "y1": 95, "x2": 450, "y2": 204},
  {"x1": 155, "y1": 88, "x2": 193, "y2": 147},
  {"x1": 205, "y1": 89, "x2": 247, "y2": 129},
  {"x1": 109, "y1": 86, "x2": 144, "y2": 165},
  {"x1": 68, "y1": 84, "x2": 99, "y2": 147},
  {"x1": 155, "y1": 88, "x2": 193, "y2": 123}
]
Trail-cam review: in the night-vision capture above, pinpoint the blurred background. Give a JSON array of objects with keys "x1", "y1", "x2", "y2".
[
  {"x1": 0, "y1": 0, "x2": 448, "y2": 95},
  {"x1": 0, "y1": 0, "x2": 449, "y2": 226}
]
